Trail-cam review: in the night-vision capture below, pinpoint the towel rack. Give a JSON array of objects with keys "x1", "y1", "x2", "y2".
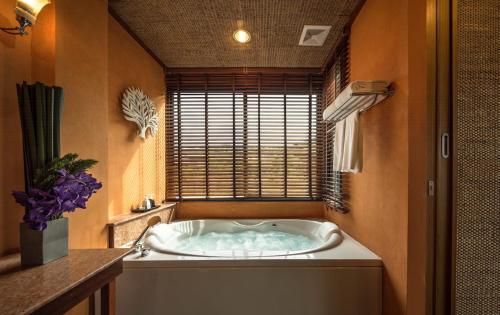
[{"x1": 323, "y1": 85, "x2": 395, "y2": 122}]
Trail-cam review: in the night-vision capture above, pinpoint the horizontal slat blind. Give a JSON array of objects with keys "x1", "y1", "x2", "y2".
[
  {"x1": 323, "y1": 36, "x2": 350, "y2": 212},
  {"x1": 166, "y1": 72, "x2": 323, "y2": 201}
]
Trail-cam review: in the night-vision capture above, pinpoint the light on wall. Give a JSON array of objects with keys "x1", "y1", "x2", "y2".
[{"x1": 0, "y1": 0, "x2": 51, "y2": 36}]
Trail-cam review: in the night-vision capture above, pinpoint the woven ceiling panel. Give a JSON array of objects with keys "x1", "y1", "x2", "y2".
[{"x1": 108, "y1": 0, "x2": 363, "y2": 68}]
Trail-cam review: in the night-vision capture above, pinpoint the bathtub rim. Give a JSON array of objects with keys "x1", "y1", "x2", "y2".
[
  {"x1": 123, "y1": 218, "x2": 382, "y2": 269},
  {"x1": 143, "y1": 218, "x2": 343, "y2": 257}
]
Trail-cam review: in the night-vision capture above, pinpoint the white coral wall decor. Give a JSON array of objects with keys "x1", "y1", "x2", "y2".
[{"x1": 121, "y1": 87, "x2": 159, "y2": 140}]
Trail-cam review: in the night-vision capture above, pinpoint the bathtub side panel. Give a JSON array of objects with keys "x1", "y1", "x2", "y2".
[{"x1": 117, "y1": 266, "x2": 382, "y2": 315}]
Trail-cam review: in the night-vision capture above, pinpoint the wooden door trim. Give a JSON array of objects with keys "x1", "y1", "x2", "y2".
[{"x1": 427, "y1": 0, "x2": 454, "y2": 314}]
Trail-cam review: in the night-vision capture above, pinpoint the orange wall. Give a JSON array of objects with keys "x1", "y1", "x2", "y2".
[
  {"x1": 177, "y1": 201, "x2": 324, "y2": 219},
  {"x1": 1, "y1": 0, "x2": 111, "y2": 254},
  {"x1": 55, "y1": 0, "x2": 109, "y2": 250},
  {"x1": 0, "y1": 0, "x2": 30, "y2": 255},
  {"x1": 0, "y1": 0, "x2": 55, "y2": 255},
  {"x1": 324, "y1": 0, "x2": 429, "y2": 314},
  {"x1": 325, "y1": 0, "x2": 409, "y2": 314},
  {"x1": 1, "y1": 0, "x2": 165, "y2": 253},
  {"x1": 30, "y1": 4, "x2": 55, "y2": 85},
  {"x1": 107, "y1": 16, "x2": 166, "y2": 217},
  {"x1": 1, "y1": 0, "x2": 164, "y2": 313}
]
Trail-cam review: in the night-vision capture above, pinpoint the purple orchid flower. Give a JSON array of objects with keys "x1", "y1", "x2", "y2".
[{"x1": 12, "y1": 169, "x2": 102, "y2": 231}]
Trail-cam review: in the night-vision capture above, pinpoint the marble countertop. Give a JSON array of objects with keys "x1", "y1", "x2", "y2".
[{"x1": 0, "y1": 248, "x2": 130, "y2": 315}]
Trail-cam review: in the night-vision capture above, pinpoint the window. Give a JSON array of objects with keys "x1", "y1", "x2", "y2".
[
  {"x1": 166, "y1": 73, "x2": 324, "y2": 201},
  {"x1": 323, "y1": 36, "x2": 350, "y2": 212}
]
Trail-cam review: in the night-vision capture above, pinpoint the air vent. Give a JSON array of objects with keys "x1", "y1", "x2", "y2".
[{"x1": 299, "y1": 25, "x2": 332, "y2": 46}]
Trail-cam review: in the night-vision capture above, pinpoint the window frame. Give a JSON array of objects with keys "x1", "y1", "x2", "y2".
[{"x1": 165, "y1": 72, "x2": 324, "y2": 202}]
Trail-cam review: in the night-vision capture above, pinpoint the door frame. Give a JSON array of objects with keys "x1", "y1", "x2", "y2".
[{"x1": 426, "y1": 0, "x2": 454, "y2": 314}]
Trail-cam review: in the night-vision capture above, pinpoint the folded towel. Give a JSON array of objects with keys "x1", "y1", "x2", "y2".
[
  {"x1": 350, "y1": 80, "x2": 390, "y2": 94},
  {"x1": 144, "y1": 223, "x2": 169, "y2": 243},
  {"x1": 323, "y1": 80, "x2": 391, "y2": 121},
  {"x1": 317, "y1": 222, "x2": 340, "y2": 240}
]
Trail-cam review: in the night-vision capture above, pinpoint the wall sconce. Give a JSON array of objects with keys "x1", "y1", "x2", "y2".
[{"x1": 1, "y1": 0, "x2": 51, "y2": 36}]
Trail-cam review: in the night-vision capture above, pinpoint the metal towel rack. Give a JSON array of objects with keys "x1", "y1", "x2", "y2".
[{"x1": 323, "y1": 86, "x2": 395, "y2": 122}]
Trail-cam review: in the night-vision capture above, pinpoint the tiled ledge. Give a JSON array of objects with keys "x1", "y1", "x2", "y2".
[{"x1": 107, "y1": 203, "x2": 176, "y2": 248}]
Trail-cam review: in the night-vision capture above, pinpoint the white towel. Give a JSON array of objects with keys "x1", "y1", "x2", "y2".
[
  {"x1": 333, "y1": 119, "x2": 345, "y2": 171},
  {"x1": 316, "y1": 222, "x2": 340, "y2": 240},
  {"x1": 323, "y1": 80, "x2": 390, "y2": 121},
  {"x1": 341, "y1": 110, "x2": 363, "y2": 173},
  {"x1": 332, "y1": 110, "x2": 363, "y2": 173}
]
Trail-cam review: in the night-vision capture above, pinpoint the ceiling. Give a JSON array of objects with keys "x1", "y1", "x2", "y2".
[{"x1": 108, "y1": 0, "x2": 364, "y2": 68}]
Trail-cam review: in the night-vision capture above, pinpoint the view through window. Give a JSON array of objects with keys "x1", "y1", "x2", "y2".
[{"x1": 166, "y1": 73, "x2": 324, "y2": 201}]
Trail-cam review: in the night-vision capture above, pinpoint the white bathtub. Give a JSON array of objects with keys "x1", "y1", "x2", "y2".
[
  {"x1": 143, "y1": 219, "x2": 343, "y2": 257},
  {"x1": 117, "y1": 219, "x2": 382, "y2": 315}
]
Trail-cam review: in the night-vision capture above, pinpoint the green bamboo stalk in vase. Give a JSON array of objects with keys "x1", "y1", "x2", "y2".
[
  {"x1": 16, "y1": 84, "x2": 31, "y2": 191},
  {"x1": 45, "y1": 87, "x2": 55, "y2": 163},
  {"x1": 53, "y1": 87, "x2": 63, "y2": 158},
  {"x1": 18, "y1": 83, "x2": 38, "y2": 189},
  {"x1": 16, "y1": 82, "x2": 65, "y2": 193},
  {"x1": 34, "y1": 83, "x2": 46, "y2": 170}
]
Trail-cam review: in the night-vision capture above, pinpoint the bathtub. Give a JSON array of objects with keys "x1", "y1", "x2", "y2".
[
  {"x1": 143, "y1": 219, "x2": 343, "y2": 257},
  {"x1": 117, "y1": 219, "x2": 382, "y2": 315}
]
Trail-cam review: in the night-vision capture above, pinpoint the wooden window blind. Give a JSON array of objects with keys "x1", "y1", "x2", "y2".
[
  {"x1": 165, "y1": 72, "x2": 324, "y2": 201},
  {"x1": 323, "y1": 36, "x2": 350, "y2": 212}
]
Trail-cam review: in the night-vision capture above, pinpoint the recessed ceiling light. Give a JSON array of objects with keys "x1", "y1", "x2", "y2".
[{"x1": 233, "y1": 29, "x2": 251, "y2": 43}]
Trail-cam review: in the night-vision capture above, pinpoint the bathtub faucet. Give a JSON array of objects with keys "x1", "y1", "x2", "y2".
[{"x1": 133, "y1": 216, "x2": 161, "y2": 257}]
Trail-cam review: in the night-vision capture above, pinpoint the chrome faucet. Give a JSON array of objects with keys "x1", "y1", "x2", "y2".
[{"x1": 133, "y1": 216, "x2": 161, "y2": 257}]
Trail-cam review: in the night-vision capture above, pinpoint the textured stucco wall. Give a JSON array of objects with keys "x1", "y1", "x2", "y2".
[
  {"x1": 325, "y1": 0, "x2": 430, "y2": 314},
  {"x1": 107, "y1": 16, "x2": 165, "y2": 218}
]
